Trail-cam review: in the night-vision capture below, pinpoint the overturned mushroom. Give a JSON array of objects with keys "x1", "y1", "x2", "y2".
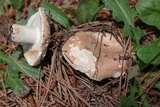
[
  {"x1": 10, "y1": 7, "x2": 50, "y2": 66},
  {"x1": 62, "y1": 31, "x2": 129, "y2": 81}
]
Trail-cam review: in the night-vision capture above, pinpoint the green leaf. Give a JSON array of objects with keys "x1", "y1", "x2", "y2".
[
  {"x1": 154, "y1": 81, "x2": 160, "y2": 90},
  {"x1": 0, "y1": 69, "x2": 30, "y2": 97},
  {"x1": 16, "y1": 6, "x2": 37, "y2": 25},
  {"x1": 137, "y1": 38, "x2": 160, "y2": 65},
  {"x1": 5, "y1": 76, "x2": 30, "y2": 97},
  {"x1": 132, "y1": 27, "x2": 144, "y2": 51},
  {"x1": 89, "y1": 3, "x2": 103, "y2": 21},
  {"x1": 102, "y1": 0, "x2": 136, "y2": 32},
  {"x1": 102, "y1": 0, "x2": 144, "y2": 50},
  {"x1": 0, "y1": 9, "x2": 3, "y2": 15},
  {"x1": 0, "y1": 70, "x2": 5, "y2": 87},
  {"x1": 136, "y1": 0, "x2": 160, "y2": 30},
  {"x1": 142, "y1": 94, "x2": 150, "y2": 107},
  {"x1": 120, "y1": 95, "x2": 130, "y2": 107},
  {"x1": 41, "y1": 2, "x2": 73, "y2": 29},
  {"x1": 148, "y1": 71, "x2": 159, "y2": 78},
  {"x1": 120, "y1": 95, "x2": 138, "y2": 107},
  {"x1": 0, "y1": 70, "x2": 6, "y2": 79},
  {"x1": 0, "y1": 51, "x2": 44, "y2": 78},
  {"x1": 71, "y1": 0, "x2": 101, "y2": 23},
  {"x1": 0, "y1": 0, "x2": 5, "y2": 5},
  {"x1": 144, "y1": 71, "x2": 160, "y2": 90},
  {"x1": 120, "y1": 85, "x2": 138, "y2": 107},
  {"x1": 128, "y1": 64, "x2": 140, "y2": 80},
  {"x1": 145, "y1": 78, "x2": 160, "y2": 90},
  {"x1": 0, "y1": 0, "x2": 6, "y2": 15},
  {"x1": 120, "y1": 78, "x2": 139, "y2": 107},
  {"x1": 7, "y1": 0, "x2": 24, "y2": 9},
  {"x1": 139, "y1": 88, "x2": 150, "y2": 107}
]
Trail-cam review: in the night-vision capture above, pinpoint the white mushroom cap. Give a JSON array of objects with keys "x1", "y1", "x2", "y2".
[
  {"x1": 62, "y1": 31, "x2": 128, "y2": 81},
  {"x1": 11, "y1": 7, "x2": 50, "y2": 66}
]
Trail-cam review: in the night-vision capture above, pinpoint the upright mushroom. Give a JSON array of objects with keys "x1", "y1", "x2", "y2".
[
  {"x1": 10, "y1": 7, "x2": 50, "y2": 66},
  {"x1": 62, "y1": 31, "x2": 129, "y2": 81}
]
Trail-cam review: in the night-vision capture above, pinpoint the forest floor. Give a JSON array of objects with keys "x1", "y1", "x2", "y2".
[{"x1": 0, "y1": 0, "x2": 160, "y2": 107}]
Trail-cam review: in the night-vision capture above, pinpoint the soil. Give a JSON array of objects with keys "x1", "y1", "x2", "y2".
[{"x1": 0, "y1": 0, "x2": 160, "y2": 107}]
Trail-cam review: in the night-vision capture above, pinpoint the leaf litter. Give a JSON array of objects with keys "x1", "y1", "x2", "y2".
[{"x1": 0, "y1": 0, "x2": 160, "y2": 107}]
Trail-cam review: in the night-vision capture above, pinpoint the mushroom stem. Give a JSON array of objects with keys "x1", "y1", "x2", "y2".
[
  {"x1": 11, "y1": 24, "x2": 39, "y2": 44},
  {"x1": 8, "y1": 7, "x2": 50, "y2": 66}
]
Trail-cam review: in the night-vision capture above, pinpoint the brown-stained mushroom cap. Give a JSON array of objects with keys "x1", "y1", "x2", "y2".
[
  {"x1": 62, "y1": 31, "x2": 129, "y2": 81},
  {"x1": 11, "y1": 7, "x2": 50, "y2": 66}
]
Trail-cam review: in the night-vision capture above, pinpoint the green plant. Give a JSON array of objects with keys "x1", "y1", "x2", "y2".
[
  {"x1": 41, "y1": 2, "x2": 74, "y2": 29},
  {"x1": 0, "y1": 0, "x2": 24, "y2": 15},
  {"x1": 69, "y1": 0, "x2": 103, "y2": 24},
  {"x1": 120, "y1": 79, "x2": 139, "y2": 107},
  {"x1": 0, "y1": 50, "x2": 43, "y2": 97},
  {"x1": 102, "y1": 0, "x2": 160, "y2": 106},
  {"x1": 16, "y1": 5, "x2": 37, "y2": 25},
  {"x1": 102, "y1": 0, "x2": 144, "y2": 51},
  {"x1": 0, "y1": 0, "x2": 159, "y2": 105},
  {"x1": 137, "y1": 38, "x2": 160, "y2": 65},
  {"x1": 136, "y1": 0, "x2": 160, "y2": 65},
  {"x1": 0, "y1": 0, "x2": 5, "y2": 15},
  {"x1": 7, "y1": 0, "x2": 24, "y2": 9}
]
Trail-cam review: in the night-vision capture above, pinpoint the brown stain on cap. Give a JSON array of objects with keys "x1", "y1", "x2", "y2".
[{"x1": 24, "y1": 50, "x2": 40, "y2": 66}]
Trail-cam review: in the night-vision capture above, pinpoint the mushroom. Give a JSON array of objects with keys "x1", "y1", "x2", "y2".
[
  {"x1": 62, "y1": 31, "x2": 129, "y2": 81},
  {"x1": 10, "y1": 7, "x2": 50, "y2": 66}
]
